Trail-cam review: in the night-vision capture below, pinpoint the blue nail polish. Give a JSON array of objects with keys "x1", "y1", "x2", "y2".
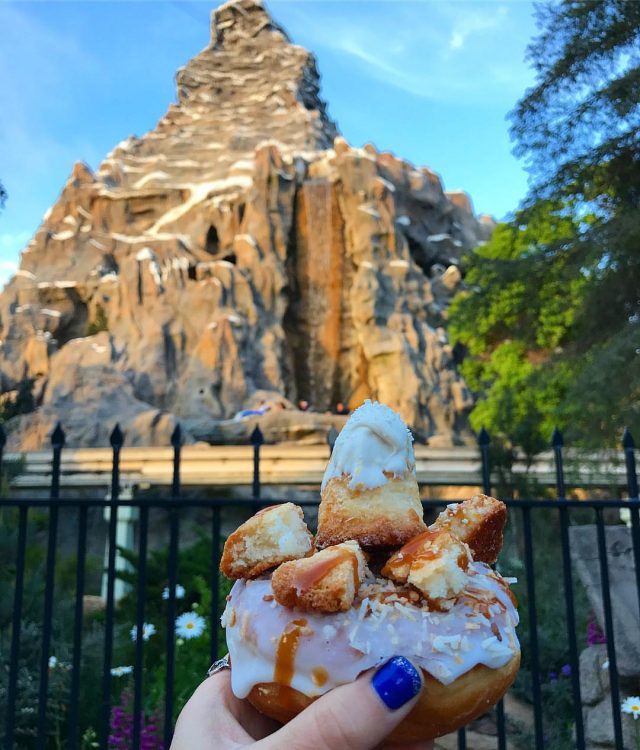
[{"x1": 371, "y1": 656, "x2": 422, "y2": 710}]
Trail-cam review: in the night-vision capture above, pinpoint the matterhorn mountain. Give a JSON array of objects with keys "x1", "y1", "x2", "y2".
[{"x1": 0, "y1": 0, "x2": 493, "y2": 449}]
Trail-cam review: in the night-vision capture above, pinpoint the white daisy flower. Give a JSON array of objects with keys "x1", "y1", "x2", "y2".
[
  {"x1": 48, "y1": 656, "x2": 58, "y2": 669},
  {"x1": 621, "y1": 696, "x2": 640, "y2": 719},
  {"x1": 162, "y1": 584, "x2": 185, "y2": 601},
  {"x1": 130, "y1": 622, "x2": 157, "y2": 642},
  {"x1": 110, "y1": 665, "x2": 133, "y2": 677},
  {"x1": 175, "y1": 612, "x2": 206, "y2": 640}
]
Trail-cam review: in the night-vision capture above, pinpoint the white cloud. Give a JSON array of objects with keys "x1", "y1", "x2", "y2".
[
  {"x1": 450, "y1": 31, "x2": 465, "y2": 50},
  {"x1": 291, "y1": 2, "x2": 534, "y2": 104},
  {"x1": 448, "y1": 6, "x2": 509, "y2": 51}
]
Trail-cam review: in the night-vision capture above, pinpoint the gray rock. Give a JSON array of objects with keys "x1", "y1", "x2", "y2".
[
  {"x1": 580, "y1": 644, "x2": 610, "y2": 705},
  {"x1": 570, "y1": 525, "x2": 640, "y2": 678},
  {"x1": 584, "y1": 696, "x2": 635, "y2": 748}
]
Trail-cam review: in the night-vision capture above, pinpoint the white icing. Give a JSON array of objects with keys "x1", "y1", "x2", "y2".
[
  {"x1": 223, "y1": 562, "x2": 519, "y2": 700},
  {"x1": 321, "y1": 400, "x2": 415, "y2": 491}
]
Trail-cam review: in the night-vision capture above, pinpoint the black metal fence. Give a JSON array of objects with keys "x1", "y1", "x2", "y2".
[{"x1": 1, "y1": 423, "x2": 639, "y2": 750}]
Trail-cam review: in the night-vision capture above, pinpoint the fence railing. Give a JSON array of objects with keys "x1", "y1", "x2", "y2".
[{"x1": 1, "y1": 423, "x2": 639, "y2": 750}]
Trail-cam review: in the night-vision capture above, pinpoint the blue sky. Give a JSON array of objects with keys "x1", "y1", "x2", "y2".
[{"x1": 0, "y1": 0, "x2": 537, "y2": 286}]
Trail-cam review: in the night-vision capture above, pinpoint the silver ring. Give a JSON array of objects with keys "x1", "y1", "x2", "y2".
[{"x1": 207, "y1": 653, "x2": 230, "y2": 678}]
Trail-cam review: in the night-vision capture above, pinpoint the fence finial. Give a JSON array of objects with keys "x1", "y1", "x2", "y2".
[
  {"x1": 250, "y1": 425, "x2": 264, "y2": 446},
  {"x1": 552, "y1": 426, "x2": 564, "y2": 448},
  {"x1": 109, "y1": 424, "x2": 124, "y2": 448},
  {"x1": 171, "y1": 423, "x2": 182, "y2": 448},
  {"x1": 51, "y1": 423, "x2": 65, "y2": 449},
  {"x1": 478, "y1": 426, "x2": 490, "y2": 447},
  {"x1": 623, "y1": 427, "x2": 635, "y2": 450}
]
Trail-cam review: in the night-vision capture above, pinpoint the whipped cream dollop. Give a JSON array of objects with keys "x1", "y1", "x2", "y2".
[
  {"x1": 321, "y1": 400, "x2": 415, "y2": 491},
  {"x1": 222, "y1": 562, "x2": 519, "y2": 701}
]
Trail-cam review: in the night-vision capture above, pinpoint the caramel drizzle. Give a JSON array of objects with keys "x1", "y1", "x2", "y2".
[
  {"x1": 274, "y1": 619, "x2": 308, "y2": 686},
  {"x1": 292, "y1": 548, "x2": 359, "y2": 595},
  {"x1": 392, "y1": 529, "x2": 442, "y2": 561},
  {"x1": 384, "y1": 529, "x2": 464, "y2": 579},
  {"x1": 311, "y1": 666, "x2": 329, "y2": 687}
]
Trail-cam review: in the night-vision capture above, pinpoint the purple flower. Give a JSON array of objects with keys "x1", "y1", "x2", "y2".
[
  {"x1": 548, "y1": 671, "x2": 558, "y2": 682},
  {"x1": 108, "y1": 691, "x2": 163, "y2": 750},
  {"x1": 561, "y1": 664, "x2": 572, "y2": 677},
  {"x1": 587, "y1": 620, "x2": 606, "y2": 646}
]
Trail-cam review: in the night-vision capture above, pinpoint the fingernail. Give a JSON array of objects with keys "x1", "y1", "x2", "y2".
[{"x1": 371, "y1": 656, "x2": 422, "y2": 710}]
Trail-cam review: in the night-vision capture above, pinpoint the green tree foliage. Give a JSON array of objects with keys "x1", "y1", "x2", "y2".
[
  {"x1": 450, "y1": 1, "x2": 640, "y2": 452},
  {"x1": 114, "y1": 533, "x2": 231, "y2": 722}
]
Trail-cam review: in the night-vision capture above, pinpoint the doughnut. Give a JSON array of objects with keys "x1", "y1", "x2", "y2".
[{"x1": 219, "y1": 401, "x2": 520, "y2": 742}]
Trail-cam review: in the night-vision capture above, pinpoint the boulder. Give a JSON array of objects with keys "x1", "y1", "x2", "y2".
[{"x1": 570, "y1": 525, "x2": 640, "y2": 678}]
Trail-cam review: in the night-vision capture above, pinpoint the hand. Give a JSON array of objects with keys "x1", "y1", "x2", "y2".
[{"x1": 171, "y1": 655, "x2": 434, "y2": 750}]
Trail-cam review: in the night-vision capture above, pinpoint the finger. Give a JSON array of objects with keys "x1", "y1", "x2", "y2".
[
  {"x1": 171, "y1": 672, "x2": 275, "y2": 749},
  {"x1": 255, "y1": 656, "x2": 424, "y2": 750},
  {"x1": 224, "y1": 676, "x2": 282, "y2": 740}
]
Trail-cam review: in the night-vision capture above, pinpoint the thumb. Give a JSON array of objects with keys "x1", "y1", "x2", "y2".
[{"x1": 256, "y1": 656, "x2": 424, "y2": 750}]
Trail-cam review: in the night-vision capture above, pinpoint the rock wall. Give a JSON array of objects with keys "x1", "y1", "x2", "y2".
[{"x1": 0, "y1": 0, "x2": 493, "y2": 449}]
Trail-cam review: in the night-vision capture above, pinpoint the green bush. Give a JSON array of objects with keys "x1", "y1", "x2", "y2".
[
  {"x1": 0, "y1": 507, "x2": 231, "y2": 746},
  {"x1": 111, "y1": 532, "x2": 232, "y2": 725},
  {"x1": 0, "y1": 507, "x2": 103, "y2": 748}
]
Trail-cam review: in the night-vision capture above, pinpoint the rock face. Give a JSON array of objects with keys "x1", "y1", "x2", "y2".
[
  {"x1": 570, "y1": 525, "x2": 640, "y2": 678},
  {"x1": 0, "y1": 0, "x2": 492, "y2": 449}
]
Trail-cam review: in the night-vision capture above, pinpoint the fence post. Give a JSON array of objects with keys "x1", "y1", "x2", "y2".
[
  {"x1": 251, "y1": 425, "x2": 263, "y2": 509},
  {"x1": 5, "y1": 505, "x2": 28, "y2": 748},
  {"x1": 0, "y1": 423, "x2": 5, "y2": 491},
  {"x1": 164, "y1": 424, "x2": 182, "y2": 748},
  {"x1": 327, "y1": 425, "x2": 338, "y2": 455},
  {"x1": 622, "y1": 429, "x2": 640, "y2": 626},
  {"x1": 36, "y1": 423, "x2": 65, "y2": 749},
  {"x1": 551, "y1": 427, "x2": 566, "y2": 499},
  {"x1": 474, "y1": 427, "x2": 507, "y2": 750},
  {"x1": 100, "y1": 424, "x2": 124, "y2": 749},
  {"x1": 551, "y1": 426, "x2": 585, "y2": 747},
  {"x1": 623, "y1": 428, "x2": 639, "y2": 499},
  {"x1": 478, "y1": 427, "x2": 491, "y2": 494},
  {"x1": 171, "y1": 424, "x2": 182, "y2": 499}
]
